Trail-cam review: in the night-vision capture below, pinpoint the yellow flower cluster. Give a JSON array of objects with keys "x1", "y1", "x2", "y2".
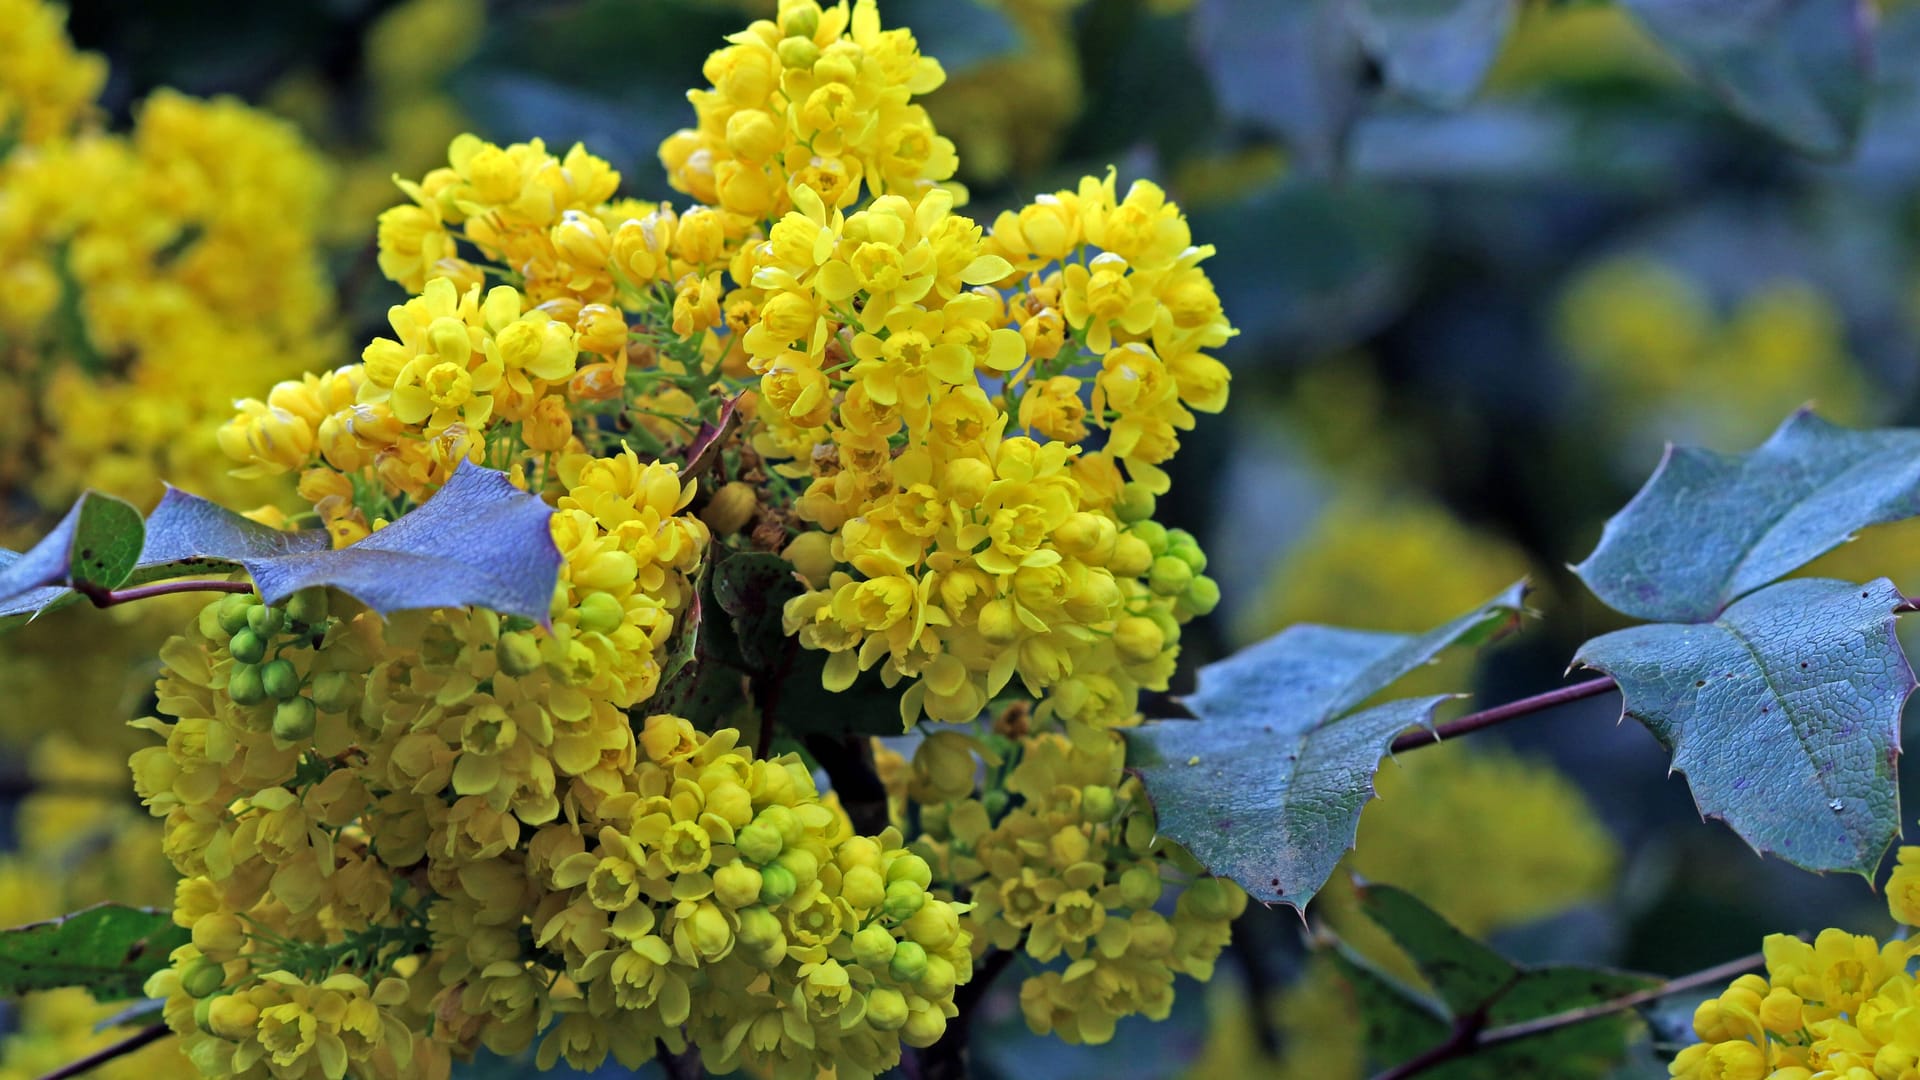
[
  {"x1": 1671, "y1": 895, "x2": 1920, "y2": 1079},
  {"x1": 0, "y1": 0, "x2": 337, "y2": 514},
  {"x1": 885, "y1": 726, "x2": 1245, "y2": 1045}
]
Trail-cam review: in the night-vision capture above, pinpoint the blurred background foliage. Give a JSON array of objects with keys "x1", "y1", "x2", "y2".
[{"x1": 5, "y1": 0, "x2": 1920, "y2": 1076}]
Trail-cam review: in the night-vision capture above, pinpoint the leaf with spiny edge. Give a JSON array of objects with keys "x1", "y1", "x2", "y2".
[
  {"x1": 1127, "y1": 581, "x2": 1528, "y2": 909},
  {"x1": 0, "y1": 905, "x2": 190, "y2": 1002}
]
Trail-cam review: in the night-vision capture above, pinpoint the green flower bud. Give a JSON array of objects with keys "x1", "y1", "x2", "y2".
[
  {"x1": 1119, "y1": 863, "x2": 1163, "y2": 909},
  {"x1": 756, "y1": 804, "x2": 803, "y2": 845},
  {"x1": 777, "y1": 35, "x2": 820, "y2": 69},
  {"x1": 215, "y1": 594, "x2": 256, "y2": 636},
  {"x1": 774, "y1": 847, "x2": 819, "y2": 888},
  {"x1": 904, "y1": 901, "x2": 959, "y2": 951},
  {"x1": 227, "y1": 663, "x2": 266, "y2": 706},
  {"x1": 261, "y1": 659, "x2": 301, "y2": 701},
  {"x1": 758, "y1": 864, "x2": 797, "y2": 906},
  {"x1": 273, "y1": 696, "x2": 317, "y2": 743},
  {"x1": 1114, "y1": 482, "x2": 1156, "y2": 524},
  {"x1": 1184, "y1": 877, "x2": 1237, "y2": 920},
  {"x1": 193, "y1": 994, "x2": 219, "y2": 1035},
  {"x1": 497, "y1": 631, "x2": 543, "y2": 677},
  {"x1": 1148, "y1": 555, "x2": 1193, "y2": 596},
  {"x1": 737, "y1": 905, "x2": 784, "y2": 949},
  {"x1": 1130, "y1": 520, "x2": 1169, "y2": 556},
  {"x1": 1124, "y1": 813, "x2": 1156, "y2": 853},
  {"x1": 851, "y1": 924, "x2": 897, "y2": 968},
  {"x1": 866, "y1": 987, "x2": 909, "y2": 1031},
  {"x1": 311, "y1": 671, "x2": 355, "y2": 713},
  {"x1": 180, "y1": 956, "x2": 226, "y2": 999},
  {"x1": 888, "y1": 940, "x2": 928, "y2": 982},
  {"x1": 917, "y1": 954, "x2": 957, "y2": 998},
  {"x1": 981, "y1": 789, "x2": 1009, "y2": 818},
  {"x1": 1183, "y1": 575, "x2": 1221, "y2": 617},
  {"x1": 228, "y1": 628, "x2": 267, "y2": 665},
  {"x1": 576, "y1": 592, "x2": 624, "y2": 635},
  {"x1": 780, "y1": 3, "x2": 819, "y2": 38},
  {"x1": 885, "y1": 853, "x2": 932, "y2": 889},
  {"x1": 1080, "y1": 785, "x2": 1117, "y2": 823},
  {"x1": 1109, "y1": 534, "x2": 1153, "y2": 577},
  {"x1": 1166, "y1": 529, "x2": 1207, "y2": 572},
  {"x1": 284, "y1": 587, "x2": 328, "y2": 627},
  {"x1": 882, "y1": 879, "x2": 925, "y2": 921},
  {"x1": 246, "y1": 604, "x2": 283, "y2": 637},
  {"x1": 736, "y1": 821, "x2": 784, "y2": 865},
  {"x1": 713, "y1": 862, "x2": 764, "y2": 908},
  {"x1": 903, "y1": 1006, "x2": 946, "y2": 1048}
]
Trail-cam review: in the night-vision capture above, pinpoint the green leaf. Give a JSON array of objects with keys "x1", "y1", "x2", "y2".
[
  {"x1": 710, "y1": 552, "x2": 808, "y2": 677},
  {"x1": 1574, "y1": 411, "x2": 1920, "y2": 623},
  {"x1": 0, "y1": 491, "x2": 144, "y2": 603},
  {"x1": 1348, "y1": 884, "x2": 1659, "y2": 1078},
  {"x1": 0, "y1": 905, "x2": 189, "y2": 1001},
  {"x1": 1126, "y1": 581, "x2": 1527, "y2": 909},
  {"x1": 1347, "y1": 0, "x2": 1516, "y2": 108},
  {"x1": 1574, "y1": 577, "x2": 1912, "y2": 877},
  {"x1": 0, "y1": 462, "x2": 561, "y2": 627},
  {"x1": 1622, "y1": 0, "x2": 1872, "y2": 157}
]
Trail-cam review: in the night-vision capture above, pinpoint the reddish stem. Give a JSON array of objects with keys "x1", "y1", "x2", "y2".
[
  {"x1": 1390, "y1": 676, "x2": 1617, "y2": 753},
  {"x1": 78, "y1": 578, "x2": 253, "y2": 608}
]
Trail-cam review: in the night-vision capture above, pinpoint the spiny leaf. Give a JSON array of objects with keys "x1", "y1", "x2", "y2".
[
  {"x1": 1347, "y1": 0, "x2": 1515, "y2": 108},
  {"x1": 1575, "y1": 411, "x2": 1920, "y2": 623},
  {"x1": 1346, "y1": 884, "x2": 1659, "y2": 1078},
  {"x1": 1623, "y1": 0, "x2": 1871, "y2": 158},
  {"x1": 1574, "y1": 577, "x2": 1912, "y2": 877},
  {"x1": 0, "y1": 491, "x2": 144, "y2": 605},
  {"x1": 0, "y1": 462, "x2": 560, "y2": 627},
  {"x1": 0, "y1": 905, "x2": 189, "y2": 1001},
  {"x1": 1127, "y1": 581, "x2": 1527, "y2": 909}
]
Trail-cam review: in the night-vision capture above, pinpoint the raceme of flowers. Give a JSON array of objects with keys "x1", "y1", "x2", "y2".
[
  {"x1": 1670, "y1": 853, "x2": 1920, "y2": 1080},
  {"x1": 126, "y1": 0, "x2": 1247, "y2": 1076}
]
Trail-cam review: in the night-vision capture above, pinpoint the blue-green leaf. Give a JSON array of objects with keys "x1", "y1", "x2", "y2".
[
  {"x1": 0, "y1": 462, "x2": 560, "y2": 627},
  {"x1": 1622, "y1": 0, "x2": 1873, "y2": 158},
  {"x1": 1574, "y1": 411, "x2": 1920, "y2": 623},
  {"x1": 0, "y1": 904, "x2": 189, "y2": 1001},
  {"x1": 1574, "y1": 577, "x2": 1912, "y2": 877},
  {"x1": 1127, "y1": 582, "x2": 1527, "y2": 909},
  {"x1": 1347, "y1": 0, "x2": 1515, "y2": 108}
]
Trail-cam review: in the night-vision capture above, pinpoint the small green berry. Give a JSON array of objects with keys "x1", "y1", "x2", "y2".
[
  {"x1": 261, "y1": 659, "x2": 301, "y2": 701},
  {"x1": 246, "y1": 604, "x2": 283, "y2": 637}
]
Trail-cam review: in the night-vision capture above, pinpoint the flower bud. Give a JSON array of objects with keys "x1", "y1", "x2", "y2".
[
  {"x1": 888, "y1": 940, "x2": 928, "y2": 982},
  {"x1": 311, "y1": 671, "x2": 355, "y2": 713},
  {"x1": 736, "y1": 821, "x2": 784, "y2": 865},
  {"x1": 701, "y1": 481, "x2": 759, "y2": 536},
  {"x1": 576, "y1": 591, "x2": 625, "y2": 635},
  {"x1": 782, "y1": 532, "x2": 836, "y2": 589},
  {"x1": 1182, "y1": 877, "x2": 1237, "y2": 920},
  {"x1": 180, "y1": 956, "x2": 226, "y2": 999},
  {"x1": 841, "y1": 866, "x2": 886, "y2": 911},
  {"x1": 228, "y1": 664, "x2": 266, "y2": 706},
  {"x1": 780, "y1": 3, "x2": 820, "y2": 37},
  {"x1": 886, "y1": 853, "x2": 932, "y2": 889},
  {"x1": 775, "y1": 847, "x2": 819, "y2": 888},
  {"x1": 1183, "y1": 575, "x2": 1221, "y2": 617},
  {"x1": 192, "y1": 913, "x2": 246, "y2": 958},
  {"x1": 1165, "y1": 528, "x2": 1206, "y2": 572},
  {"x1": 1115, "y1": 483, "x2": 1156, "y2": 523},
  {"x1": 1080, "y1": 785, "x2": 1117, "y2": 823},
  {"x1": 737, "y1": 905, "x2": 784, "y2": 949},
  {"x1": 714, "y1": 862, "x2": 764, "y2": 908},
  {"x1": 757, "y1": 804, "x2": 804, "y2": 845},
  {"x1": 204, "y1": 994, "x2": 259, "y2": 1041},
  {"x1": 1130, "y1": 521, "x2": 1169, "y2": 556},
  {"x1": 882, "y1": 879, "x2": 925, "y2": 921},
  {"x1": 866, "y1": 987, "x2": 909, "y2": 1031},
  {"x1": 261, "y1": 659, "x2": 301, "y2": 701},
  {"x1": 903, "y1": 901, "x2": 959, "y2": 951},
  {"x1": 1148, "y1": 555, "x2": 1193, "y2": 596},
  {"x1": 284, "y1": 587, "x2": 328, "y2": 627},
  {"x1": 758, "y1": 864, "x2": 798, "y2": 906},
  {"x1": 229, "y1": 628, "x2": 267, "y2": 665},
  {"x1": 246, "y1": 604, "x2": 284, "y2": 637},
  {"x1": 777, "y1": 36, "x2": 820, "y2": 69},
  {"x1": 977, "y1": 599, "x2": 1019, "y2": 645},
  {"x1": 1113, "y1": 616, "x2": 1166, "y2": 664},
  {"x1": 497, "y1": 631, "x2": 543, "y2": 677},
  {"x1": 1108, "y1": 535, "x2": 1153, "y2": 577},
  {"x1": 851, "y1": 924, "x2": 897, "y2": 967},
  {"x1": 917, "y1": 953, "x2": 957, "y2": 997},
  {"x1": 1119, "y1": 863, "x2": 1162, "y2": 909},
  {"x1": 216, "y1": 594, "x2": 256, "y2": 636},
  {"x1": 902, "y1": 1005, "x2": 947, "y2": 1048},
  {"x1": 273, "y1": 696, "x2": 317, "y2": 743}
]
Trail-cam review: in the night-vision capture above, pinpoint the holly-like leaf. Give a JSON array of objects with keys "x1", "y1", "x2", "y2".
[
  {"x1": 1127, "y1": 581, "x2": 1527, "y2": 908},
  {"x1": 1347, "y1": 884, "x2": 1659, "y2": 1078},
  {"x1": 0, "y1": 491, "x2": 144, "y2": 604},
  {"x1": 1623, "y1": 0, "x2": 1872, "y2": 158},
  {"x1": 1347, "y1": 0, "x2": 1515, "y2": 108},
  {"x1": 0, "y1": 905, "x2": 189, "y2": 1001},
  {"x1": 0, "y1": 550, "x2": 80, "y2": 631},
  {"x1": 1574, "y1": 577, "x2": 1912, "y2": 877},
  {"x1": 0, "y1": 462, "x2": 560, "y2": 627},
  {"x1": 1575, "y1": 411, "x2": 1920, "y2": 623}
]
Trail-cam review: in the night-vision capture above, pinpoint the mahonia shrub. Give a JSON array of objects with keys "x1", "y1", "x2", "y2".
[{"x1": 121, "y1": 1, "x2": 1244, "y2": 1076}]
